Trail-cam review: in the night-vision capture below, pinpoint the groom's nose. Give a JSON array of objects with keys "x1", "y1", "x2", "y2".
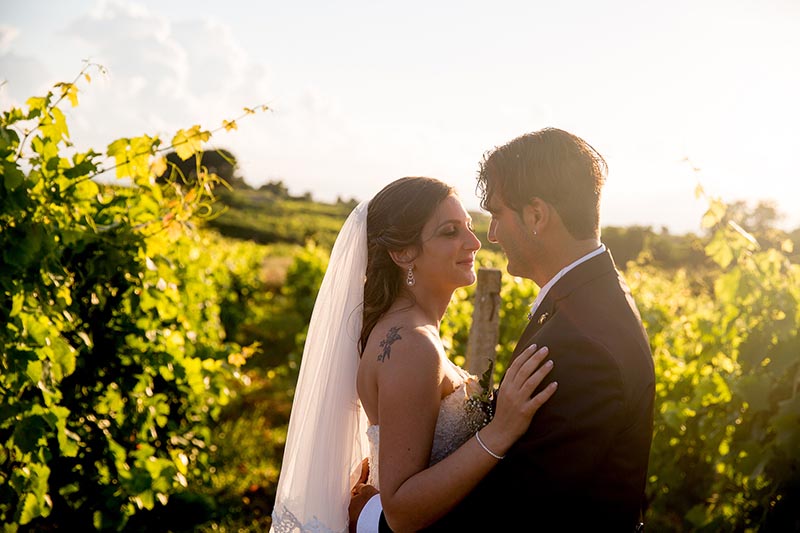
[{"x1": 487, "y1": 219, "x2": 498, "y2": 243}]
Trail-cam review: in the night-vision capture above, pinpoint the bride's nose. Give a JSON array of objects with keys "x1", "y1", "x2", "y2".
[{"x1": 465, "y1": 229, "x2": 481, "y2": 251}]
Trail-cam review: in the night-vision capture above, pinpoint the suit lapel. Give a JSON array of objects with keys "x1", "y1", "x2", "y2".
[
  {"x1": 514, "y1": 300, "x2": 555, "y2": 359},
  {"x1": 511, "y1": 250, "x2": 618, "y2": 362}
]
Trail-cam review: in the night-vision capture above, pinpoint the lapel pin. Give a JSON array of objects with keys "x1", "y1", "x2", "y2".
[{"x1": 538, "y1": 312, "x2": 549, "y2": 325}]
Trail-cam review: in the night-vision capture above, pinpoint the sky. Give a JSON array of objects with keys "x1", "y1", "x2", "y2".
[{"x1": 2, "y1": 0, "x2": 799, "y2": 234}]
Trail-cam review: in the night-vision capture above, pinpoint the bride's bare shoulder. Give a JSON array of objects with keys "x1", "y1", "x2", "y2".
[
  {"x1": 358, "y1": 313, "x2": 442, "y2": 422},
  {"x1": 363, "y1": 314, "x2": 440, "y2": 367}
]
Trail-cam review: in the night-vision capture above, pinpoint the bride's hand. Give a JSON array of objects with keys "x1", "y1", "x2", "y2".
[{"x1": 480, "y1": 344, "x2": 557, "y2": 456}]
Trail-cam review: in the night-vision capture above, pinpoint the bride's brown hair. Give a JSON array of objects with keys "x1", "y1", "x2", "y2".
[{"x1": 359, "y1": 177, "x2": 454, "y2": 356}]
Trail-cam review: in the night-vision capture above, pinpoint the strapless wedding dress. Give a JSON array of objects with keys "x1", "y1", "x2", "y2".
[{"x1": 365, "y1": 359, "x2": 487, "y2": 490}]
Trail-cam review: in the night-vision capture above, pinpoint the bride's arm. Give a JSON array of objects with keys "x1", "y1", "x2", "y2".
[{"x1": 376, "y1": 330, "x2": 555, "y2": 532}]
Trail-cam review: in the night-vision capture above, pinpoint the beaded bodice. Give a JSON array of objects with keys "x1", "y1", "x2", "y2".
[{"x1": 365, "y1": 359, "x2": 486, "y2": 490}]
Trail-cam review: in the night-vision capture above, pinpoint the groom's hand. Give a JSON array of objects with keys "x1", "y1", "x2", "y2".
[{"x1": 349, "y1": 483, "x2": 379, "y2": 533}]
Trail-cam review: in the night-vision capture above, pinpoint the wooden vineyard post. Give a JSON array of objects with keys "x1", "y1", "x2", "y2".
[{"x1": 465, "y1": 268, "x2": 502, "y2": 385}]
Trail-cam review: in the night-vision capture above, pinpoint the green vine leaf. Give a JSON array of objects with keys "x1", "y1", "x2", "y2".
[
  {"x1": 54, "y1": 82, "x2": 79, "y2": 107},
  {"x1": 172, "y1": 126, "x2": 210, "y2": 161},
  {"x1": 3, "y1": 160, "x2": 25, "y2": 190}
]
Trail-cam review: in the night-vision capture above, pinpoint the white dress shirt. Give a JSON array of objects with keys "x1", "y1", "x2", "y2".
[{"x1": 528, "y1": 244, "x2": 606, "y2": 319}]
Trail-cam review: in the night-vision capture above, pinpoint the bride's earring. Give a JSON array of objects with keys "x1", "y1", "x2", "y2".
[{"x1": 406, "y1": 265, "x2": 416, "y2": 287}]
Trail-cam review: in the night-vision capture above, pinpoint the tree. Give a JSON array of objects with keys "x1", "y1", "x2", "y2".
[
  {"x1": 258, "y1": 179, "x2": 290, "y2": 198},
  {"x1": 157, "y1": 148, "x2": 251, "y2": 189}
]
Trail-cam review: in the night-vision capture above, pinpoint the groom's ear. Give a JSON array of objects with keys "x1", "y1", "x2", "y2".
[{"x1": 521, "y1": 197, "x2": 550, "y2": 233}]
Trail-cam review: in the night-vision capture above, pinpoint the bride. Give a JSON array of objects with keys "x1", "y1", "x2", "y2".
[{"x1": 270, "y1": 177, "x2": 557, "y2": 533}]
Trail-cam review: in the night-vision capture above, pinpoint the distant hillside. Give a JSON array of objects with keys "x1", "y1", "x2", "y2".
[
  {"x1": 203, "y1": 189, "x2": 353, "y2": 249},
  {"x1": 204, "y1": 188, "x2": 496, "y2": 251}
]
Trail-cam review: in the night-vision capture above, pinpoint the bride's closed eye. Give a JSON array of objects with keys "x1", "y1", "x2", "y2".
[
  {"x1": 440, "y1": 221, "x2": 475, "y2": 237},
  {"x1": 440, "y1": 225, "x2": 458, "y2": 237}
]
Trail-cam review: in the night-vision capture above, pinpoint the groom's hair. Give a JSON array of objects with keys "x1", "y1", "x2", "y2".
[
  {"x1": 360, "y1": 177, "x2": 455, "y2": 355},
  {"x1": 477, "y1": 128, "x2": 607, "y2": 240}
]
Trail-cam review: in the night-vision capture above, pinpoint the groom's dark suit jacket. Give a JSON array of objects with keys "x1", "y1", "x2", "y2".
[{"x1": 425, "y1": 249, "x2": 655, "y2": 532}]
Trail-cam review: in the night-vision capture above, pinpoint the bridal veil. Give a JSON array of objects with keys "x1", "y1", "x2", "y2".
[{"x1": 271, "y1": 200, "x2": 371, "y2": 533}]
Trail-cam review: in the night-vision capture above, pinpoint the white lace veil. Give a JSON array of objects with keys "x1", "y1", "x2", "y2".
[{"x1": 271, "y1": 200, "x2": 371, "y2": 533}]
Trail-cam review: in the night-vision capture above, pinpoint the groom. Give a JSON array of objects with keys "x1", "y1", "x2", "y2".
[{"x1": 355, "y1": 128, "x2": 655, "y2": 531}]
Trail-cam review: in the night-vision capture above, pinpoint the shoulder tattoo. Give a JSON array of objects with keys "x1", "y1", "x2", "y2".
[{"x1": 377, "y1": 326, "x2": 403, "y2": 363}]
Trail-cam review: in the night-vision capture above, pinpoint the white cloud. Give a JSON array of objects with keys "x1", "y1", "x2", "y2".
[
  {"x1": 44, "y1": 1, "x2": 274, "y2": 165},
  {"x1": 0, "y1": 25, "x2": 19, "y2": 53},
  {"x1": 0, "y1": 24, "x2": 52, "y2": 108}
]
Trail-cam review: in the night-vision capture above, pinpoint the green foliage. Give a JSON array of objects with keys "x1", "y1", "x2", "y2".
[
  {"x1": 603, "y1": 225, "x2": 709, "y2": 271},
  {"x1": 178, "y1": 242, "x2": 329, "y2": 532},
  {"x1": 283, "y1": 242, "x2": 329, "y2": 324},
  {"x1": 193, "y1": 370, "x2": 295, "y2": 533},
  {"x1": 628, "y1": 199, "x2": 800, "y2": 531},
  {"x1": 203, "y1": 235, "x2": 328, "y2": 372},
  {"x1": 0, "y1": 67, "x2": 259, "y2": 530}
]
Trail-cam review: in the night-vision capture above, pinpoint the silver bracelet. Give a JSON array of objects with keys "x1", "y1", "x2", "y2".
[{"x1": 475, "y1": 430, "x2": 505, "y2": 460}]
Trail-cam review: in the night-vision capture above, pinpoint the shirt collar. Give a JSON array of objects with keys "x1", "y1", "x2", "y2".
[{"x1": 528, "y1": 244, "x2": 606, "y2": 317}]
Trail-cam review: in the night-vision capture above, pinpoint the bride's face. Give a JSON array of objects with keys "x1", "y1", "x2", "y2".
[{"x1": 412, "y1": 195, "x2": 481, "y2": 291}]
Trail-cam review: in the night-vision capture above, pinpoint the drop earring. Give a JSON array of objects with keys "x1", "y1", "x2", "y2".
[{"x1": 406, "y1": 265, "x2": 416, "y2": 287}]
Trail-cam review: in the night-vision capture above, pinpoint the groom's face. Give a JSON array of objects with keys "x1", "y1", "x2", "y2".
[{"x1": 485, "y1": 194, "x2": 536, "y2": 279}]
